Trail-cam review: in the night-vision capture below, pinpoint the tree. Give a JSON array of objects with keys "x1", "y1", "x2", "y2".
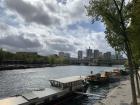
[
  {"x1": 129, "y1": 0, "x2": 140, "y2": 97},
  {"x1": 106, "y1": 8, "x2": 140, "y2": 96},
  {"x1": 129, "y1": 0, "x2": 140, "y2": 63},
  {"x1": 86, "y1": 0, "x2": 138, "y2": 104}
]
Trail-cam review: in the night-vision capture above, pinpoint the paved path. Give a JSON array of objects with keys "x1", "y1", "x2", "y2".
[
  {"x1": 93, "y1": 71, "x2": 140, "y2": 105},
  {"x1": 94, "y1": 80, "x2": 132, "y2": 105}
]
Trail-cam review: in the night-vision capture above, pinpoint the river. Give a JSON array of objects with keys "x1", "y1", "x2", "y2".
[{"x1": 0, "y1": 65, "x2": 123, "y2": 104}]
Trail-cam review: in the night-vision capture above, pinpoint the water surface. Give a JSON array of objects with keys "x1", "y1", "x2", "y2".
[{"x1": 0, "y1": 65, "x2": 122, "y2": 104}]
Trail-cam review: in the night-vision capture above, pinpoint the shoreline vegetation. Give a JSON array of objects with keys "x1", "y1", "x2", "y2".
[
  {"x1": 0, "y1": 64, "x2": 69, "y2": 71},
  {"x1": 0, "y1": 48, "x2": 124, "y2": 71},
  {"x1": 0, "y1": 48, "x2": 71, "y2": 70}
]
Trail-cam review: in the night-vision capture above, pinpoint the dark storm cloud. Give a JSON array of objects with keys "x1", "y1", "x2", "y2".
[
  {"x1": 5, "y1": 0, "x2": 60, "y2": 26},
  {"x1": 0, "y1": 34, "x2": 42, "y2": 49}
]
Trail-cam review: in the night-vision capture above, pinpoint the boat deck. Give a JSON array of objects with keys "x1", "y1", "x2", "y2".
[{"x1": 49, "y1": 76, "x2": 86, "y2": 83}]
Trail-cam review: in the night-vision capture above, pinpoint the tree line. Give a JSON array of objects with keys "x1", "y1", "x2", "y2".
[{"x1": 0, "y1": 49, "x2": 69, "y2": 65}]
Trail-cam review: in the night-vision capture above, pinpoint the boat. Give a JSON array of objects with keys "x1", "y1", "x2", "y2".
[
  {"x1": 120, "y1": 69, "x2": 129, "y2": 75},
  {"x1": 49, "y1": 76, "x2": 87, "y2": 92},
  {"x1": 86, "y1": 72, "x2": 109, "y2": 85},
  {"x1": 0, "y1": 76, "x2": 88, "y2": 105},
  {"x1": 108, "y1": 69, "x2": 120, "y2": 83},
  {"x1": 86, "y1": 69, "x2": 121, "y2": 85}
]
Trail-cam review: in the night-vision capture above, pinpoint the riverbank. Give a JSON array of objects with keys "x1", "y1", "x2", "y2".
[
  {"x1": 0, "y1": 64, "x2": 119, "y2": 71},
  {"x1": 94, "y1": 79, "x2": 131, "y2": 105},
  {"x1": 0, "y1": 64, "x2": 69, "y2": 71},
  {"x1": 0, "y1": 64, "x2": 49, "y2": 70},
  {"x1": 93, "y1": 77, "x2": 140, "y2": 105}
]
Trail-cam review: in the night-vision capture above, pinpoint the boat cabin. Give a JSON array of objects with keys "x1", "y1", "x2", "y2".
[{"x1": 49, "y1": 76, "x2": 85, "y2": 90}]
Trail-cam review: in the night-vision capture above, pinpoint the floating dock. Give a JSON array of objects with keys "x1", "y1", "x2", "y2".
[{"x1": 0, "y1": 76, "x2": 86, "y2": 105}]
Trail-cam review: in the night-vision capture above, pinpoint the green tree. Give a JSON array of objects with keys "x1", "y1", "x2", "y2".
[
  {"x1": 129, "y1": 0, "x2": 140, "y2": 64},
  {"x1": 48, "y1": 56, "x2": 55, "y2": 65},
  {"x1": 86, "y1": 0, "x2": 138, "y2": 104},
  {"x1": 129, "y1": 0, "x2": 140, "y2": 97}
]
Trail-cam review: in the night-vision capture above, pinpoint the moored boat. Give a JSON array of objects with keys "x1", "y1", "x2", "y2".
[
  {"x1": 86, "y1": 72, "x2": 109, "y2": 85},
  {"x1": 86, "y1": 69, "x2": 121, "y2": 85},
  {"x1": 108, "y1": 69, "x2": 120, "y2": 83}
]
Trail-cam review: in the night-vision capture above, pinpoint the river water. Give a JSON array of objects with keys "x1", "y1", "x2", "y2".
[{"x1": 0, "y1": 65, "x2": 123, "y2": 104}]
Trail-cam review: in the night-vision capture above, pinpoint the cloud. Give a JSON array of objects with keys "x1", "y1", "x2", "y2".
[
  {"x1": 0, "y1": 0, "x2": 114, "y2": 57},
  {"x1": 5, "y1": 0, "x2": 60, "y2": 26},
  {"x1": 5, "y1": 0, "x2": 89, "y2": 27},
  {"x1": 0, "y1": 34, "x2": 42, "y2": 52},
  {"x1": 0, "y1": 22, "x2": 9, "y2": 31},
  {"x1": 45, "y1": 37, "x2": 76, "y2": 52},
  {"x1": 46, "y1": 42, "x2": 76, "y2": 52}
]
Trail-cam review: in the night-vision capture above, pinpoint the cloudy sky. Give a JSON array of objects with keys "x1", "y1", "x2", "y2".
[{"x1": 0, "y1": 0, "x2": 114, "y2": 57}]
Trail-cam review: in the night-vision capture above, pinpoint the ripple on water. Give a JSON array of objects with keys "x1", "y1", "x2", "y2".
[{"x1": 0, "y1": 65, "x2": 122, "y2": 102}]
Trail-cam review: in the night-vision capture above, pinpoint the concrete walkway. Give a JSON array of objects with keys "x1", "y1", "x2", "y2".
[{"x1": 94, "y1": 80, "x2": 132, "y2": 105}]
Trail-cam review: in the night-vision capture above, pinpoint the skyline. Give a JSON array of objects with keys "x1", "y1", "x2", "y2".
[
  {"x1": 1, "y1": 47, "x2": 119, "y2": 58},
  {"x1": 0, "y1": 0, "x2": 114, "y2": 57}
]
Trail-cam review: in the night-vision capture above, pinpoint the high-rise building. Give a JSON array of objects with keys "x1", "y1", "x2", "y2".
[
  {"x1": 59, "y1": 52, "x2": 70, "y2": 59},
  {"x1": 86, "y1": 47, "x2": 92, "y2": 59},
  {"x1": 78, "y1": 50, "x2": 83, "y2": 60},
  {"x1": 93, "y1": 50, "x2": 99, "y2": 59},
  {"x1": 104, "y1": 52, "x2": 111, "y2": 60},
  {"x1": 59, "y1": 52, "x2": 65, "y2": 57},
  {"x1": 99, "y1": 52, "x2": 103, "y2": 58}
]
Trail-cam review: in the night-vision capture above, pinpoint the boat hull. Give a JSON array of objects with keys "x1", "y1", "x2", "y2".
[
  {"x1": 87, "y1": 79, "x2": 109, "y2": 85},
  {"x1": 109, "y1": 77, "x2": 120, "y2": 83}
]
